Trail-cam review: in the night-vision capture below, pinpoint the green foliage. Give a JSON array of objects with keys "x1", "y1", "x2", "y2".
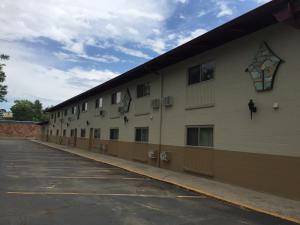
[
  {"x1": 0, "y1": 54, "x2": 9, "y2": 102},
  {"x1": 11, "y1": 99, "x2": 48, "y2": 122}
]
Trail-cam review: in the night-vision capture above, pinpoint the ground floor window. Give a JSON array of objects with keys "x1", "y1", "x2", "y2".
[
  {"x1": 80, "y1": 129, "x2": 86, "y2": 138},
  {"x1": 70, "y1": 129, "x2": 74, "y2": 137},
  {"x1": 110, "y1": 128, "x2": 119, "y2": 140},
  {"x1": 63, "y1": 129, "x2": 66, "y2": 137},
  {"x1": 94, "y1": 128, "x2": 101, "y2": 139},
  {"x1": 186, "y1": 126, "x2": 213, "y2": 147},
  {"x1": 135, "y1": 127, "x2": 149, "y2": 143},
  {"x1": 56, "y1": 129, "x2": 59, "y2": 136}
]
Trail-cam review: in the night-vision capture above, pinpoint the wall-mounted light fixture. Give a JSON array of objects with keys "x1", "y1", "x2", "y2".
[
  {"x1": 124, "y1": 116, "x2": 129, "y2": 124},
  {"x1": 248, "y1": 99, "x2": 257, "y2": 120}
]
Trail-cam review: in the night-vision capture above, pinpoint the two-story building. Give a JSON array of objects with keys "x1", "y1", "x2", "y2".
[{"x1": 44, "y1": 0, "x2": 300, "y2": 200}]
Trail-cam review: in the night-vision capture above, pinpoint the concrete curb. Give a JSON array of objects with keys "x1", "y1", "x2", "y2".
[{"x1": 32, "y1": 140, "x2": 300, "y2": 224}]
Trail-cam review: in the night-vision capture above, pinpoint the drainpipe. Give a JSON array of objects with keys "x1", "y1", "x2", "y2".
[
  {"x1": 157, "y1": 70, "x2": 164, "y2": 168},
  {"x1": 60, "y1": 113, "x2": 63, "y2": 144},
  {"x1": 144, "y1": 66, "x2": 164, "y2": 168}
]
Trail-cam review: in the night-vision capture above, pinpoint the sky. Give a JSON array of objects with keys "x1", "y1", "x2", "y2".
[{"x1": 0, "y1": 0, "x2": 270, "y2": 111}]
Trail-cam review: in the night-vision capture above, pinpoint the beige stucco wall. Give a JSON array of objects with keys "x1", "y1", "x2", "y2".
[
  {"x1": 48, "y1": 22, "x2": 300, "y2": 157},
  {"x1": 161, "y1": 22, "x2": 300, "y2": 157},
  {"x1": 49, "y1": 72, "x2": 162, "y2": 146}
]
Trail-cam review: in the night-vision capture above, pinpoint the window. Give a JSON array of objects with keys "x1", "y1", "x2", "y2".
[
  {"x1": 71, "y1": 106, "x2": 77, "y2": 114},
  {"x1": 111, "y1": 92, "x2": 121, "y2": 104},
  {"x1": 186, "y1": 126, "x2": 213, "y2": 147},
  {"x1": 70, "y1": 129, "x2": 74, "y2": 137},
  {"x1": 94, "y1": 128, "x2": 101, "y2": 139},
  {"x1": 136, "y1": 83, "x2": 150, "y2": 98},
  {"x1": 110, "y1": 128, "x2": 119, "y2": 140},
  {"x1": 82, "y1": 102, "x2": 88, "y2": 112},
  {"x1": 80, "y1": 129, "x2": 86, "y2": 138},
  {"x1": 95, "y1": 98, "x2": 103, "y2": 108},
  {"x1": 188, "y1": 61, "x2": 214, "y2": 85},
  {"x1": 56, "y1": 129, "x2": 59, "y2": 136},
  {"x1": 50, "y1": 130, "x2": 53, "y2": 136},
  {"x1": 135, "y1": 127, "x2": 149, "y2": 143},
  {"x1": 57, "y1": 111, "x2": 60, "y2": 118},
  {"x1": 63, "y1": 129, "x2": 66, "y2": 137},
  {"x1": 51, "y1": 114, "x2": 54, "y2": 119},
  {"x1": 64, "y1": 109, "x2": 68, "y2": 116}
]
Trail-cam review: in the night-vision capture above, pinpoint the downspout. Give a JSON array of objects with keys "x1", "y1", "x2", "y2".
[
  {"x1": 144, "y1": 66, "x2": 164, "y2": 167},
  {"x1": 60, "y1": 112, "x2": 63, "y2": 144},
  {"x1": 158, "y1": 70, "x2": 164, "y2": 168},
  {"x1": 144, "y1": 66, "x2": 164, "y2": 168}
]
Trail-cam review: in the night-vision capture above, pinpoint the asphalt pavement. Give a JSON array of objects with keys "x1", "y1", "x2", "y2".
[{"x1": 0, "y1": 139, "x2": 297, "y2": 225}]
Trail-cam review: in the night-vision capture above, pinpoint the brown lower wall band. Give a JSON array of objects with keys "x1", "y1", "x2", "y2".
[{"x1": 46, "y1": 136, "x2": 300, "y2": 200}]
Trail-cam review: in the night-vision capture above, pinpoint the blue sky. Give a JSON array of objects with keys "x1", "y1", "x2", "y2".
[{"x1": 0, "y1": 0, "x2": 269, "y2": 110}]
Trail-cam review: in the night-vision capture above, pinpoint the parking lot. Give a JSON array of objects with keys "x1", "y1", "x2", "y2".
[{"x1": 0, "y1": 139, "x2": 297, "y2": 225}]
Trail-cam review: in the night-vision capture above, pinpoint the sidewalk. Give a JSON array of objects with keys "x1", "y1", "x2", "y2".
[{"x1": 32, "y1": 140, "x2": 300, "y2": 224}]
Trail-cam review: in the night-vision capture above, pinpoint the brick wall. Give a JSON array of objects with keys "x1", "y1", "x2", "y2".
[{"x1": 0, "y1": 121, "x2": 42, "y2": 139}]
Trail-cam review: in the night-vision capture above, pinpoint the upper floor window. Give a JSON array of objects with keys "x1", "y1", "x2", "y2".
[
  {"x1": 57, "y1": 111, "x2": 61, "y2": 118},
  {"x1": 82, "y1": 102, "x2": 88, "y2": 112},
  {"x1": 71, "y1": 106, "x2": 77, "y2": 115},
  {"x1": 188, "y1": 61, "x2": 214, "y2": 85},
  {"x1": 135, "y1": 127, "x2": 149, "y2": 143},
  {"x1": 64, "y1": 109, "x2": 68, "y2": 116},
  {"x1": 136, "y1": 83, "x2": 150, "y2": 98},
  {"x1": 95, "y1": 98, "x2": 103, "y2": 108},
  {"x1": 110, "y1": 128, "x2": 119, "y2": 140},
  {"x1": 94, "y1": 128, "x2": 101, "y2": 139},
  {"x1": 80, "y1": 128, "x2": 86, "y2": 138},
  {"x1": 111, "y1": 92, "x2": 121, "y2": 105},
  {"x1": 186, "y1": 126, "x2": 213, "y2": 147}
]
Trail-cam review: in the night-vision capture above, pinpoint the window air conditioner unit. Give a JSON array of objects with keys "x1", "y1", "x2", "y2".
[
  {"x1": 160, "y1": 151, "x2": 170, "y2": 162},
  {"x1": 163, "y1": 96, "x2": 173, "y2": 107},
  {"x1": 118, "y1": 106, "x2": 125, "y2": 114},
  {"x1": 99, "y1": 110, "x2": 105, "y2": 117},
  {"x1": 148, "y1": 150, "x2": 158, "y2": 159},
  {"x1": 151, "y1": 99, "x2": 160, "y2": 109}
]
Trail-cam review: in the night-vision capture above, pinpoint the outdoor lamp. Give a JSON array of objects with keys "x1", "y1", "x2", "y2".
[
  {"x1": 248, "y1": 99, "x2": 257, "y2": 120},
  {"x1": 124, "y1": 116, "x2": 129, "y2": 124}
]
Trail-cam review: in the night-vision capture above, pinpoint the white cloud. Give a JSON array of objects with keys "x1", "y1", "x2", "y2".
[
  {"x1": 0, "y1": 0, "x2": 174, "y2": 55},
  {"x1": 144, "y1": 39, "x2": 167, "y2": 54},
  {"x1": 216, "y1": 1, "x2": 233, "y2": 18},
  {"x1": 176, "y1": 28, "x2": 207, "y2": 46},
  {"x1": 252, "y1": 0, "x2": 270, "y2": 3},
  {"x1": 1, "y1": 42, "x2": 119, "y2": 109},
  {"x1": 197, "y1": 10, "x2": 209, "y2": 17},
  {"x1": 115, "y1": 46, "x2": 151, "y2": 59},
  {"x1": 175, "y1": 0, "x2": 189, "y2": 3}
]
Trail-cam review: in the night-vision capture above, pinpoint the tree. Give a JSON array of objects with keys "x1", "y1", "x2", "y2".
[
  {"x1": 11, "y1": 99, "x2": 48, "y2": 121},
  {"x1": 0, "y1": 54, "x2": 9, "y2": 102}
]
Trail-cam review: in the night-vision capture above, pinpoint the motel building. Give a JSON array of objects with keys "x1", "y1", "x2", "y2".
[{"x1": 44, "y1": 0, "x2": 300, "y2": 200}]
